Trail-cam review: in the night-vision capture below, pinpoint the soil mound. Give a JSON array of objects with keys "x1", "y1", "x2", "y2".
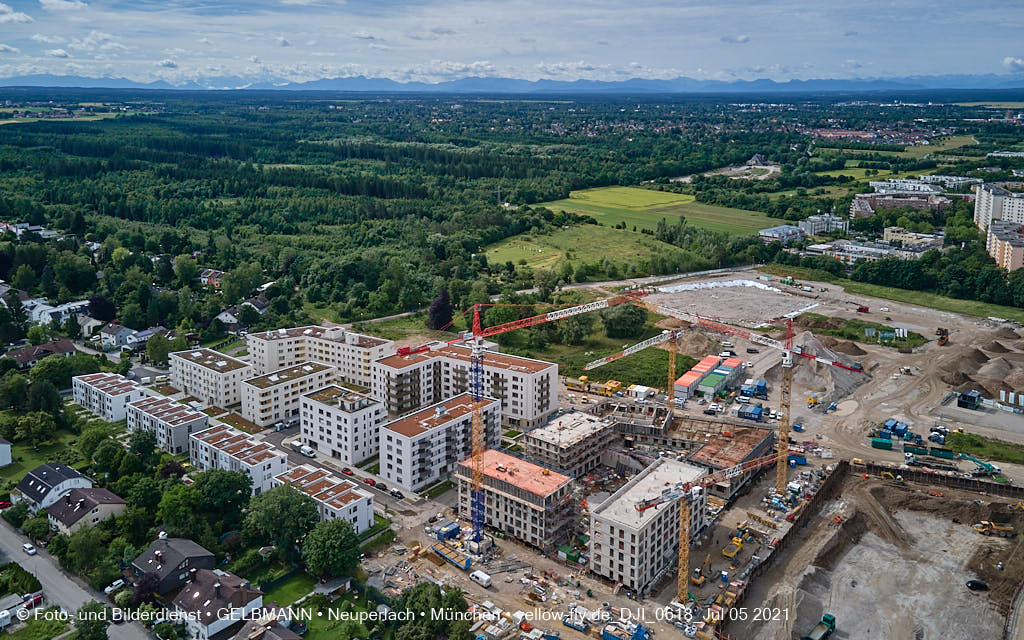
[
  {"x1": 984, "y1": 340, "x2": 1010, "y2": 353},
  {"x1": 978, "y1": 357, "x2": 1014, "y2": 380},
  {"x1": 995, "y1": 327, "x2": 1021, "y2": 340},
  {"x1": 941, "y1": 370, "x2": 972, "y2": 387},
  {"x1": 964, "y1": 348, "x2": 989, "y2": 366},
  {"x1": 832, "y1": 341, "x2": 867, "y2": 356}
]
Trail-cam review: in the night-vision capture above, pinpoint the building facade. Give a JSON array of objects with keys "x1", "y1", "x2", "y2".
[
  {"x1": 272, "y1": 465, "x2": 375, "y2": 534},
  {"x1": 453, "y1": 449, "x2": 573, "y2": 551},
  {"x1": 46, "y1": 487, "x2": 126, "y2": 535},
  {"x1": 797, "y1": 213, "x2": 849, "y2": 236},
  {"x1": 127, "y1": 396, "x2": 209, "y2": 455},
  {"x1": 72, "y1": 372, "x2": 148, "y2": 422},
  {"x1": 241, "y1": 362, "x2": 335, "y2": 428},
  {"x1": 522, "y1": 412, "x2": 616, "y2": 477},
  {"x1": 15, "y1": 463, "x2": 93, "y2": 512},
  {"x1": 372, "y1": 344, "x2": 557, "y2": 427},
  {"x1": 380, "y1": 393, "x2": 501, "y2": 493},
  {"x1": 757, "y1": 225, "x2": 805, "y2": 245},
  {"x1": 189, "y1": 424, "x2": 288, "y2": 495},
  {"x1": 299, "y1": 386, "x2": 386, "y2": 465},
  {"x1": 987, "y1": 221, "x2": 1024, "y2": 271},
  {"x1": 975, "y1": 184, "x2": 1024, "y2": 229},
  {"x1": 589, "y1": 458, "x2": 708, "y2": 595},
  {"x1": 246, "y1": 326, "x2": 395, "y2": 387},
  {"x1": 170, "y1": 349, "x2": 253, "y2": 408}
]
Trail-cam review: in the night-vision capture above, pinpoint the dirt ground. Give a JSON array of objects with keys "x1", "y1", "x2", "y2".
[{"x1": 732, "y1": 474, "x2": 1024, "y2": 640}]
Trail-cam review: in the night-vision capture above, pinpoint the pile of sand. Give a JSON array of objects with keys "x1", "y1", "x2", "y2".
[
  {"x1": 978, "y1": 357, "x2": 1015, "y2": 380},
  {"x1": 832, "y1": 341, "x2": 867, "y2": 356},
  {"x1": 984, "y1": 340, "x2": 1010, "y2": 353},
  {"x1": 1007, "y1": 369, "x2": 1024, "y2": 388},
  {"x1": 995, "y1": 327, "x2": 1021, "y2": 340},
  {"x1": 673, "y1": 330, "x2": 719, "y2": 358},
  {"x1": 964, "y1": 348, "x2": 990, "y2": 366}
]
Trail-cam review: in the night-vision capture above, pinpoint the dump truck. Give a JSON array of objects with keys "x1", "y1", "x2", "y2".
[
  {"x1": 566, "y1": 376, "x2": 590, "y2": 392},
  {"x1": 802, "y1": 614, "x2": 836, "y2": 640},
  {"x1": 974, "y1": 521, "x2": 1015, "y2": 538},
  {"x1": 721, "y1": 536, "x2": 743, "y2": 558}
]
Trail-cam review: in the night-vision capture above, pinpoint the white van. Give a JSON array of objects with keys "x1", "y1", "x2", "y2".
[
  {"x1": 300, "y1": 445, "x2": 317, "y2": 458},
  {"x1": 469, "y1": 570, "x2": 492, "y2": 588},
  {"x1": 722, "y1": 342, "x2": 734, "y2": 349}
]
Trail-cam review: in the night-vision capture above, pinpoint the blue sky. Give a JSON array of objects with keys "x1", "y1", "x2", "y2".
[{"x1": 0, "y1": 0, "x2": 1021, "y2": 84}]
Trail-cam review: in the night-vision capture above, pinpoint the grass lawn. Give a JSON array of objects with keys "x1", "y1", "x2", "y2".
[
  {"x1": 302, "y1": 302, "x2": 345, "y2": 324},
  {"x1": 304, "y1": 594, "x2": 384, "y2": 640},
  {"x1": 798, "y1": 312, "x2": 927, "y2": 348},
  {"x1": 0, "y1": 428, "x2": 80, "y2": 485},
  {"x1": 218, "y1": 412, "x2": 264, "y2": 434},
  {"x1": 263, "y1": 572, "x2": 316, "y2": 606},
  {"x1": 947, "y1": 432, "x2": 1024, "y2": 466},
  {"x1": 762, "y1": 265, "x2": 1024, "y2": 323},
  {"x1": 487, "y1": 224, "x2": 687, "y2": 271},
  {"x1": 538, "y1": 186, "x2": 773, "y2": 235},
  {"x1": 4, "y1": 608, "x2": 68, "y2": 640},
  {"x1": 351, "y1": 313, "x2": 451, "y2": 342},
  {"x1": 216, "y1": 338, "x2": 245, "y2": 353},
  {"x1": 421, "y1": 479, "x2": 454, "y2": 500}
]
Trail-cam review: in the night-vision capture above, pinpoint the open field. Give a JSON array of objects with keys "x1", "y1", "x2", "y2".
[
  {"x1": 486, "y1": 224, "x2": 686, "y2": 269},
  {"x1": 539, "y1": 186, "x2": 775, "y2": 234},
  {"x1": 0, "y1": 427, "x2": 79, "y2": 485},
  {"x1": 815, "y1": 134, "x2": 977, "y2": 159},
  {"x1": 956, "y1": 101, "x2": 1024, "y2": 109}
]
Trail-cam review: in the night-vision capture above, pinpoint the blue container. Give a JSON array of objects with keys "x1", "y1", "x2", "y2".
[{"x1": 884, "y1": 419, "x2": 897, "y2": 429}]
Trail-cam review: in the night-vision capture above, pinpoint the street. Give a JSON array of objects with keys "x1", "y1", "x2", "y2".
[{"x1": 0, "y1": 519, "x2": 147, "y2": 640}]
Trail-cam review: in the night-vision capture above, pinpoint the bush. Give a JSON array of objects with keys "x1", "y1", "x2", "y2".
[
  {"x1": 0, "y1": 562, "x2": 43, "y2": 596},
  {"x1": 2, "y1": 501, "x2": 29, "y2": 528}
]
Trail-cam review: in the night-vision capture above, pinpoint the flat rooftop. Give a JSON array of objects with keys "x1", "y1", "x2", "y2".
[
  {"x1": 374, "y1": 343, "x2": 555, "y2": 375},
  {"x1": 592, "y1": 458, "x2": 706, "y2": 528},
  {"x1": 526, "y1": 412, "x2": 612, "y2": 448},
  {"x1": 459, "y1": 449, "x2": 571, "y2": 498},
  {"x1": 274, "y1": 465, "x2": 369, "y2": 509},
  {"x1": 383, "y1": 393, "x2": 497, "y2": 438},
  {"x1": 243, "y1": 361, "x2": 333, "y2": 390},
  {"x1": 129, "y1": 396, "x2": 206, "y2": 426},
  {"x1": 304, "y1": 385, "x2": 374, "y2": 409},
  {"x1": 687, "y1": 427, "x2": 773, "y2": 470},
  {"x1": 172, "y1": 349, "x2": 250, "y2": 373},
  {"x1": 248, "y1": 325, "x2": 390, "y2": 348},
  {"x1": 75, "y1": 372, "x2": 142, "y2": 397},
  {"x1": 190, "y1": 424, "x2": 285, "y2": 466}
]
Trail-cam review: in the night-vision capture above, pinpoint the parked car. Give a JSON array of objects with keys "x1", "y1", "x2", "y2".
[
  {"x1": 341, "y1": 468, "x2": 354, "y2": 476},
  {"x1": 363, "y1": 478, "x2": 376, "y2": 486},
  {"x1": 104, "y1": 579, "x2": 126, "y2": 595},
  {"x1": 746, "y1": 361, "x2": 753, "y2": 368},
  {"x1": 23, "y1": 594, "x2": 43, "y2": 609},
  {"x1": 746, "y1": 347, "x2": 759, "y2": 354},
  {"x1": 376, "y1": 482, "x2": 387, "y2": 491},
  {"x1": 428, "y1": 515, "x2": 439, "y2": 524},
  {"x1": 0, "y1": 500, "x2": 11, "y2": 509},
  {"x1": 966, "y1": 580, "x2": 989, "y2": 591},
  {"x1": 22, "y1": 543, "x2": 36, "y2": 555},
  {"x1": 390, "y1": 489, "x2": 405, "y2": 499}
]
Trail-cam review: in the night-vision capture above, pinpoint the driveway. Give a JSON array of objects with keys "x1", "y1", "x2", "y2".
[{"x1": 0, "y1": 519, "x2": 147, "y2": 640}]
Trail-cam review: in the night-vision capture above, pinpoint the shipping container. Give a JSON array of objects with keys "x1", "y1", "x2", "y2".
[{"x1": 871, "y1": 438, "x2": 893, "y2": 450}]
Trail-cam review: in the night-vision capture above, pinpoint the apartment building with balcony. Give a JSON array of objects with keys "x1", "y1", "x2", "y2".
[
  {"x1": 170, "y1": 349, "x2": 252, "y2": 409},
  {"x1": 272, "y1": 465, "x2": 374, "y2": 534},
  {"x1": 299, "y1": 386, "x2": 386, "y2": 465},
  {"x1": 188, "y1": 424, "x2": 287, "y2": 495},
  {"x1": 241, "y1": 362, "x2": 335, "y2": 428},
  {"x1": 126, "y1": 396, "x2": 209, "y2": 454},
  {"x1": 522, "y1": 411, "x2": 616, "y2": 477},
  {"x1": 380, "y1": 393, "x2": 501, "y2": 493},
  {"x1": 371, "y1": 344, "x2": 557, "y2": 427},
  {"x1": 246, "y1": 326, "x2": 394, "y2": 387},
  {"x1": 72, "y1": 372, "x2": 148, "y2": 422},
  {"x1": 453, "y1": 449, "x2": 573, "y2": 551}
]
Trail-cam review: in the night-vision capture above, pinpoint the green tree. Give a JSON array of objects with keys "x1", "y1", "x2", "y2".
[
  {"x1": 301, "y1": 519, "x2": 361, "y2": 578},
  {"x1": 243, "y1": 484, "x2": 318, "y2": 559},
  {"x1": 156, "y1": 484, "x2": 203, "y2": 536},
  {"x1": 174, "y1": 255, "x2": 199, "y2": 288},
  {"x1": 533, "y1": 269, "x2": 557, "y2": 301},
  {"x1": 27, "y1": 325, "x2": 48, "y2": 345},
  {"x1": 0, "y1": 372, "x2": 28, "y2": 410},
  {"x1": 15, "y1": 411, "x2": 56, "y2": 447},
  {"x1": 556, "y1": 314, "x2": 594, "y2": 345},
  {"x1": 600, "y1": 304, "x2": 648, "y2": 339},
  {"x1": 91, "y1": 440, "x2": 123, "y2": 474},
  {"x1": 74, "y1": 601, "x2": 111, "y2": 640},
  {"x1": 11, "y1": 264, "x2": 37, "y2": 292},
  {"x1": 192, "y1": 469, "x2": 251, "y2": 528},
  {"x1": 2, "y1": 501, "x2": 29, "y2": 528},
  {"x1": 27, "y1": 380, "x2": 62, "y2": 415},
  {"x1": 146, "y1": 334, "x2": 172, "y2": 365},
  {"x1": 27, "y1": 353, "x2": 74, "y2": 389},
  {"x1": 129, "y1": 429, "x2": 158, "y2": 461},
  {"x1": 79, "y1": 427, "x2": 111, "y2": 460},
  {"x1": 237, "y1": 304, "x2": 260, "y2": 327},
  {"x1": 21, "y1": 513, "x2": 51, "y2": 541},
  {"x1": 66, "y1": 526, "x2": 108, "y2": 573},
  {"x1": 426, "y1": 287, "x2": 453, "y2": 330}
]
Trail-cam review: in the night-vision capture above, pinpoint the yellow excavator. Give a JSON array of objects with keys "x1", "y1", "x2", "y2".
[{"x1": 691, "y1": 553, "x2": 712, "y2": 586}]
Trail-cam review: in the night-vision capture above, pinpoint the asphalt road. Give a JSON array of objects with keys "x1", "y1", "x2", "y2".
[{"x1": 0, "y1": 519, "x2": 147, "y2": 640}]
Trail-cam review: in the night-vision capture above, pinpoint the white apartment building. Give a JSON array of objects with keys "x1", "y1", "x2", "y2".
[
  {"x1": 299, "y1": 386, "x2": 386, "y2": 466},
  {"x1": 272, "y1": 465, "x2": 375, "y2": 534},
  {"x1": 974, "y1": 184, "x2": 1024, "y2": 229},
  {"x1": 126, "y1": 396, "x2": 209, "y2": 455},
  {"x1": 453, "y1": 449, "x2": 573, "y2": 551},
  {"x1": 72, "y1": 372, "x2": 148, "y2": 422},
  {"x1": 523, "y1": 412, "x2": 616, "y2": 477},
  {"x1": 918, "y1": 175, "x2": 983, "y2": 189},
  {"x1": 246, "y1": 326, "x2": 394, "y2": 386},
  {"x1": 380, "y1": 393, "x2": 501, "y2": 493},
  {"x1": 188, "y1": 424, "x2": 288, "y2": 495},
  {"x1": 241, "y1": 362, "x2": 335, "y2": 428},
  {"x1": 170, "y1": 349, "x2": 252, "y2": 408},
  {"x1": 372, "y1": 344, "x2": 557, "y2": 427},
  {"x1": 797, "y1": 213, "x2": 849, "y2": 236},
  {"x1": 869, "y1": 178, "x2": 943, "y2": 194},
  {"x1": 590, "y1": 458, "x2": 708, "y2": 596}
]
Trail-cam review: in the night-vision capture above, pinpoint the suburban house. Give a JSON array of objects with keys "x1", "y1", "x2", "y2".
[
  {"x1": 100, "y1": 323, "x2": 136, "y2": 349},
  {"x1": 131, "y1": 536, "x2": 217, "y2": 595},
  {"x1": 46, "y1": 487, "x2": 126, "y2": 535},
  {"x1": 77, "y1": 315, "x2": 105, "y2": 338},
  {"x1": 229, "y1": 609, "x2": 300, "y2": 640},
  {"x1": 216, "y1": 296, "x2": 271, "y2": 328},
  {"x1": 0, "y1": 437, "x2": 10, "y2": 468},
  {"x1": 200, "y1": 269, "x2": 225, "y2": 288},
  {"x1": 125, "y1": 326, "x2": 168, "y2": 350},
  {"x1": 15, "y1": 463, "x2": 93, "y2": 512},
  {"x1": 4, "y1": 339, "x2": 77, "y2": 368},
  {"x1": 173, "y1": 569, "x2": 263, "y2": 640}
]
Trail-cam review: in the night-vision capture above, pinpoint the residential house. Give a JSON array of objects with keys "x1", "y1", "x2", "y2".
[
  {"x1": 131, "y1": 537, "x2": 216, "y2": 595},
  {"x1": 72, "y1": 372, "x2": 148, "y2": 420},
  {"x1": 100, "y1": 323, "x2": 136, "y2": 349},
  {"x1": 199, "y1": 269, "x2": 225, "y2": 288},
  {"x1": 46, "y1": 487, "x2": 126, "y2": 535},
  {"x1": 125, "y1": 326, "x2": 168, "y2": 350},
  {"x1": 4, "y1": 339, "x2": 76, "y2": 368},
  {"x1": 229, "y1": 610, "x2": 300, "y2": 640},
  {"x1": 173, "y1": 569, "x2": 262, "y2": 640},
  {"x1": 15, "y1": 463, "x2": 93, "y2": 512}
]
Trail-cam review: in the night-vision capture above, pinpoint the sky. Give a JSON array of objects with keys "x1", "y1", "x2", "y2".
[{"x1": 0, "y1": 0, "x2": 1021, "y2": 85}]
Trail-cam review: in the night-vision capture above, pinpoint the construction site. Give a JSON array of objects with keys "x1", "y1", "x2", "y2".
[{"x1": 362, "y1": 267, "x2": 1024, "y2": 640}]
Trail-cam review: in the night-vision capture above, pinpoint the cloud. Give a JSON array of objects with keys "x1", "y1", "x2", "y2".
[
  {"x1": 1004, "y1": 56, "x2": 1024, "y2": 72},
  {"x1": 45, "y1": 48, "x2": 69, "y2": 58},
  {"x1": 843, "y1": 30, "x2": 858, "y2": 37},
  {"x1": 276, "y1": 36, "x2": 291, "y2": 47},
  {"x1": 158, "y1": 59, "x2": 177, "y2": 68},
  {"x1": 352, "y1": 30, "x2": 377, "y2": 40},
  {"x1": 720, "y1": 34, "x2": 750, "y2": 44},
  {"x1": 198, "y1": 37, "x2": 212, "y2": 45},
  {"x1": 0, "y1": 2, "x2": 33, "y2": 23},
  {"x1": 0, "y1": 43, "x2": 18, "y2": 53},
  {"x1": 248, "y1": 55, "x2": 260, "y2": 63},
  {"x1": 68, "y1": 31, "x2": 125, "y2": 52},
  {"x1": 163, "y1": 47, "x2": 185, "y2": 55},
  {"x1": 32, "y1": 33, "x2": 63, "y2": 43},
  {"x1": 39, "y1": 0, "x2": 86, "y2": 11}
]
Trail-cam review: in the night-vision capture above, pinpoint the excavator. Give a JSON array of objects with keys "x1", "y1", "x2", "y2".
[
  {"x1": 691, "y1": 554, "x2": 712, "y2": 586},
  {"x1": 957, "y1": 453, "x2": 1001, "y2": 477},
  {"x1": 881, "y1": 471, "x2": 904, "y2": 484},
  {"x1": 936, "y1": 328, "x2": 949, "y2": 346}
]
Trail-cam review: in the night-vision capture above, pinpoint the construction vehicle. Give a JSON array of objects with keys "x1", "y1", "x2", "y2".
[
  {"x1": 958, "y1": 453, "x2": 1001, "y2": 476},
  {"x1": 936, "y1": 327, "x2": 950, "y2": 346},
  {"x1": 600, "y1": 380, "x2": 622, "y2": 397},
  {"x1": 823, "y1": 402, "x2": 838, "y2": 414},
  {"x1": 802, "y1": 614, "x2": 836, "y2": 640},
  {"x1": 974, "y1": 521, "x2": 1016, "y2": 537},
  {"x1": 691, "y1": 554, "x2": 712, "y2": 586},
  {"x1": 721, "y1": 537, "x2": 743, "y2": 559},
  {"x1": 856, "y1": 306, "x2": 869, "y2": 313},
  {"x1": 566, "y1": 375, "x2": 591, "y2": 392},
  {"x1": 807, "y1": 395, "x2": 820, "y2": 408},
  {"x1": 1011, "y1": 501, "x2": 1024, "y2": 512},
  {"x1": 880, "y1": 471, "x2": 903, "y2": 484}
]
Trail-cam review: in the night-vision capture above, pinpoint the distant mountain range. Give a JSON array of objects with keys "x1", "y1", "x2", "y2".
[{"x1": 2, "y1": 73, "x2": 1024, "y2": 93}]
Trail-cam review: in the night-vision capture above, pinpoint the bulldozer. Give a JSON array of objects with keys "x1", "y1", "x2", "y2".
[
  {"x1": 692, "y1": 553, "x2": 712, "y2": 586},
  {"x1": 974, "y1": 521, "x2": 1016, "y2": 538},
  {"x1": 936, "y1": 328, "x2": 949, "y2": 346}
]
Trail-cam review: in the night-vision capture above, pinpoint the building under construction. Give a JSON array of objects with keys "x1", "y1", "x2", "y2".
[
  {"x1": 453, "y1": 448, "x2": 574, "y2": 551},
  {"x1": 522, "y1": 411, "x2": 616, "y2": 477}
]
